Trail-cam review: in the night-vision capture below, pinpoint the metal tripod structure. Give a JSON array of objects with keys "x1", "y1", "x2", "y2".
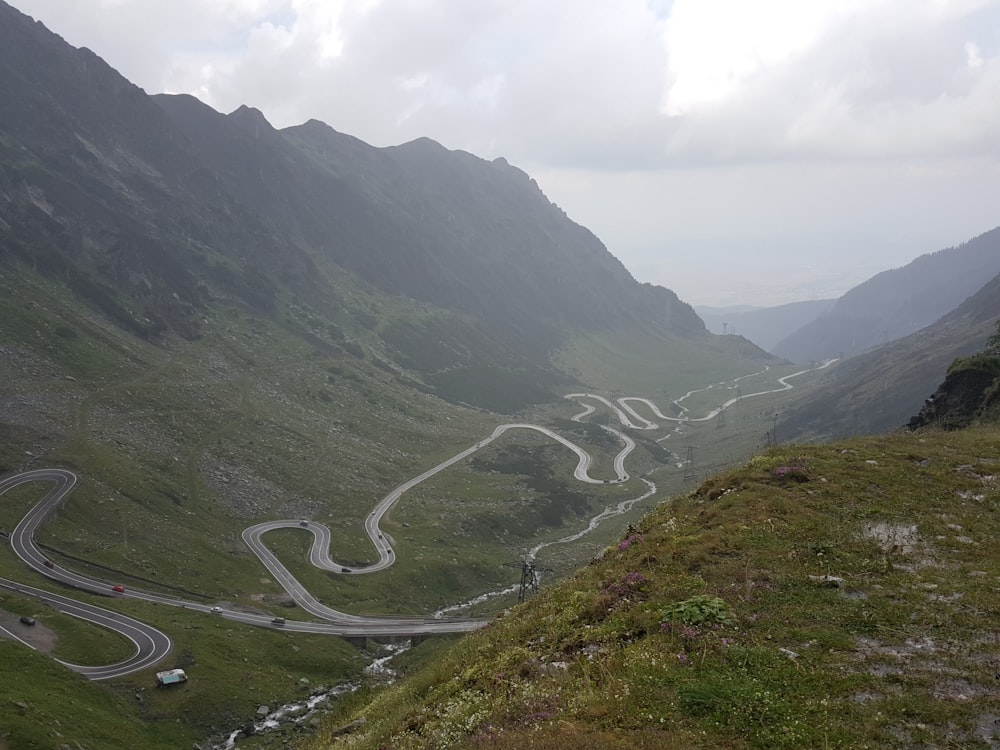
[
  {"x1": 504, "y1": 558, "x2": 553, "y2": 603},
  {"x1": 683, "y1": 445, "x2": 697, "y2": 481}
]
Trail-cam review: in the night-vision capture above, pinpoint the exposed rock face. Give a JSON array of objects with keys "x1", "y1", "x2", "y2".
[{"x1": 908, "y1": 356, "x2": 1000, "y2": 430}]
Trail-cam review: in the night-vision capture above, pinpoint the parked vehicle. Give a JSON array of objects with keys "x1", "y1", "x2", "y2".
[
  {"x1": 19, "y1": 616, "x2": 35, "y2": 626},
  {"x1": 155, "y1": 669, "x2": 187, "y2": 687}
]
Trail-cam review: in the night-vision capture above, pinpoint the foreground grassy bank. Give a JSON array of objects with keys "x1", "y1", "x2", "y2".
[{"x1": 303, "y1": 426, "x2": 1000, "y2": 750}]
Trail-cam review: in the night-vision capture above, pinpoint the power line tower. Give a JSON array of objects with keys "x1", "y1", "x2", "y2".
[
  {"x1": 683, "y1": 446, "x2": 697, "y2": 481},
  {"x1": 504, "y1": 559, "x2": 552, "y2": 603}
]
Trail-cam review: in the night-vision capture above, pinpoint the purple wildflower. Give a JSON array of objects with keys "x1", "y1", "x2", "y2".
[{"x1": 617, "y1": 533, "x2": 643, "y2": 552}]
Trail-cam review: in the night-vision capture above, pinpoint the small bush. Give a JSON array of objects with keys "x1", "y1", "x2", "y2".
[
  {"x1": 771, "y1": 465, "x2": 809, "y2": 482},
  {"x1": 659, "y1": 595, "x2": 733, "y2": 627}
]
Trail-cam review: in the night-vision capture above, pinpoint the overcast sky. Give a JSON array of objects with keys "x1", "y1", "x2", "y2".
[{"x1": 13, "y1": 0, "x2": 1000, "y2": 306}]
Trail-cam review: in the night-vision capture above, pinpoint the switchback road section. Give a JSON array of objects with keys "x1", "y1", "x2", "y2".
[
  {"x1": 0, "y1": 469, "x2": 173, "y2": 680},
  {"x1": 0, "y1": 361, "x2": 835, "y2": 678}
]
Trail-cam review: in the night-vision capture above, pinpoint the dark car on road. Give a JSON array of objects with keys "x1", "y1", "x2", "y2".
[{"x1": 19, "y1": 616, "x2": 35, "y2": 626}]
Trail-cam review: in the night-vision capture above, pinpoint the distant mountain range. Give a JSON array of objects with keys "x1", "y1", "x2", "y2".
[
  {"x1": 696, "y1": 299, "x2": 836, "y2": 353},
  {"x1": 771, "y1": 227, "x2": 1000, "y2": 362}
]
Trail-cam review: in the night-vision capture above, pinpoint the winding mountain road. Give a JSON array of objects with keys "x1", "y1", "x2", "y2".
[
  {"x1": 0, "y1": 360, "x2": 834, "y2": 679},
  {"x1": 0, "y1": 469, "x2": 172, "y2": 680}
]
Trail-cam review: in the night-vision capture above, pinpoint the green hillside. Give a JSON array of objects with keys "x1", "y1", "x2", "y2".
[
  {"x1": 4, "y1": 3, "x2": 997, "y2": 749},
  {"x1": 303, "y1": 424, "x2": 1000, "y2": 750},
  {"x1": 780, "y1": 273, "x2": 1000, "y2": 442}
]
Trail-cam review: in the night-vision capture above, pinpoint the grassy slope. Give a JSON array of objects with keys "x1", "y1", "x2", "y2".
[
  {"x1": 0, "y1": 644, "x2": 191, "y2": 750},
  {"x1": 0, "y1": 268, "x2": 496, "y2": 747},
  {"x1": 304, "y1": 425, "x2": 1000, "y2": 750},
  {"x1": 779, "y1": 317, "x2": 997, "y2": 443},
  {"x1": 555, "y1": 327, "x2": 775, "y2": 398},
  {"x1": 0, "y1": 264, "x2": 816, "y2": 748}
]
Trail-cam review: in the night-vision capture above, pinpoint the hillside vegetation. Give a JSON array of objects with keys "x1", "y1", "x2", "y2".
[
  {"x1": 0, "y1": 4, "x2": 792, "y2": 746},
  {"x1": 4, "y1": 4, "x2": 997, "y2": 749},
  {"x1": 780, "y1": 272, "x2": 1000, "y2": 443},
  {"x1": 303, "y1": 425, "x2": 1000, "y2": 750}
]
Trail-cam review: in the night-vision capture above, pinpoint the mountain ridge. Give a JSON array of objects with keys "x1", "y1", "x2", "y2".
[
  {"x1": 772, "y1": 227, "x2": 1000, "y2": 362},
  {"x1": 696, "y1": 298, "x2": 836, "y2": 353},
  {"x1": 1, "y1": 0, "x2": 731, "y2": 414}
]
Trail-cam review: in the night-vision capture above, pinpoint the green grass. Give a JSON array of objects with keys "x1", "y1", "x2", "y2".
[
  {"x1": 0, "y1": 643, "x2": 191, "y2": 750},
  {"x1": 0, "y1": 579, "x2": 365, "y2": 747},
  {"x1": 554, "y1": 327, "x2": 787, "y2": 399},
  {"x1": 1, "y1": 262, "x2": 841, "y2": 746},
  {"x1": 300, "y1": 425, "x2": 1000, "y2": 750}
]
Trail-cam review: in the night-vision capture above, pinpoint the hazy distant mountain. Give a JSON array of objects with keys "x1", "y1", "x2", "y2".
[
  {"x1": 779, "y1": 270, "x2": 1000, "y2": 442},
  {"x1": 772, "y1": 227, "x2": 1000, "y2": 362},
  {"x1": 0, "y1": 0, "x2": 745, "y2": 413},
  {"x1": 696, "y1": 299, "x2": 836, "y2": 353}
]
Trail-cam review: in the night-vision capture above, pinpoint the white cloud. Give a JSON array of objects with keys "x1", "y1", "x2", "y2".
[
  {"x1": 660, "y1": 0, "x2": 869, "y2": 116},
  {"x1": 657, "y1": 0, "x2": 1000, "y2": 165},
  {"x1": 966, "y1": 40, "x2": 985, "y2": 68}
]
